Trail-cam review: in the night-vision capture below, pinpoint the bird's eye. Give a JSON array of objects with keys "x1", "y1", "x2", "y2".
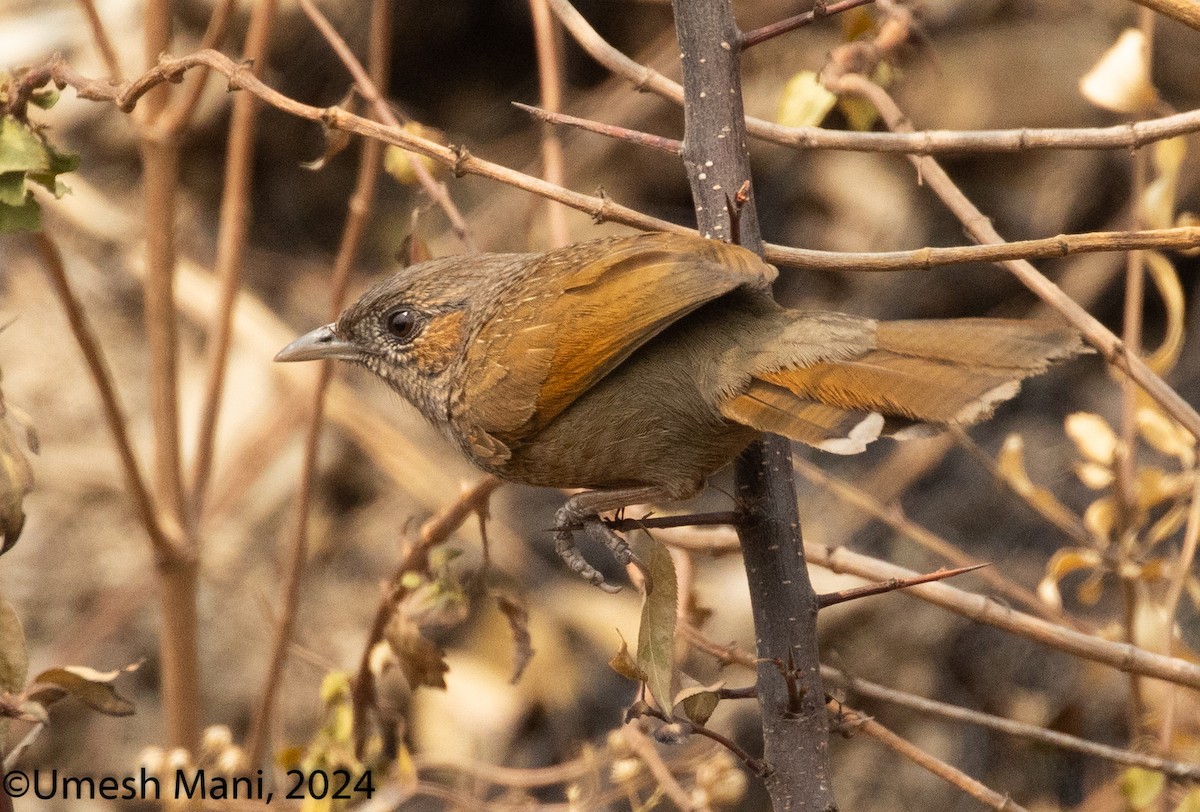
[{"x1": 384, "y1": 308, "x2": 421, "y2": 342}]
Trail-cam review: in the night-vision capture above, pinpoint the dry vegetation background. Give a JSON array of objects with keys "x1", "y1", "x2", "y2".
[{"x1": 2, "y1": 0, "x2": 1200, "y2": 809}]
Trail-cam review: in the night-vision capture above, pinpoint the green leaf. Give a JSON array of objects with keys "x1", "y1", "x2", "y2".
[
  {"x1": 631, "y1": 532, "x2": 677, "y2": 716},
  {"x1": 1120, "y1": 767, "x2": 1165, "y2": 810},
  {"x1": 0, "y1": 197, "x2": 40, "y2": 233},
  {"x1": 0, "y1": 597, "x2": 29, "y2": 694},
  {"x1": 29, "y1": 88, "x2": 60, "y2": 110},
  {"x1": 0, "y1": 118, "x2": 48, "y2": 174},
  {"x1": 0, "y1": 172, "x2": 26, "y2": 206}
]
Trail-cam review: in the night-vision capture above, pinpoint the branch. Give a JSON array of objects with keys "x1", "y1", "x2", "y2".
[
  {"x1": 805, "y1": 541, "x2": 1200, "y2": 690},
  {"x1": 741, "y1": 0, "x2": 876, "y2": 49},
  {"x1": 1127, "y1": 0, "x2": 1200, "y2": 31},
  {"x1": 822, "y1": 665, "x2": 1200, "y2": 781},
  {"x1": 190, "y1": 0, "x2": 279, "y2": 514},
  {"x1": 793, "y1": 455, "x2": 1070, "y2": 625},
  {"x1": 16, "y1": 55, "x2": 1200, "y2": 275},
  {"x1": 826, "y1": 73, "x2": 1200, "y2": 442},
  {"x1": 245, "y1": 0, "x2": 391, "y2": 768},
  {"x1": 668, "y1": 0, "x2": 834, "y2": 806},
  {"x1": 528, "y1": 0, "x2": 572, "y2": 247},
  {"x1": 31, "y1": 233, "x2": 178, "y2": 561},
  {"x1": 550, "y1": 0, "x2": 1200, "y2": 155},
  {"x1": 832, "y1": 701, "x2": 1029, "y2": 812},
  {"x1": 296, "y1": 0, "x2": 475, "y2": 249},
  {"x1": 350, "y1": 476, "x2": 502, "y2": 755}
]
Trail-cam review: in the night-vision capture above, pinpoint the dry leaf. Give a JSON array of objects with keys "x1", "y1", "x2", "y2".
[
  {"x1": 608, "y1": 632, "x2": 646, "y2": 682},
  {"x1": 385, "y1": 617, "x2": 449, "y2": 691},
  {"x1": 776, "y1": 71, "x2": 837, "y2": 129},
  {"x1": 1137, "y1": 405, "x2": 1196, "y2": 467},
  {"x1": 1065, "y1": 413, "x2": 1118, "y2": 466},
  {"x1": 1143, "y1": 251, "x2": 1186, "y2": 374},
  {"x1": 1080, "y1": 29, "x2": 1158, "y2": 114},
  {"x1": 494, "y1": 593, "x2": 535, "y2": 685},
  {"x1": 28, "y1": 663, "x2": 139, "y2": 716}
]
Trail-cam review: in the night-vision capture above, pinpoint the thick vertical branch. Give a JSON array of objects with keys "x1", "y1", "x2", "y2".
[
  {"x1": 669, "y1": 2, "x2": 834, "y2": 809},
  {"x1": 140, "y1": 0, "x2": 202, "y2": 751}
]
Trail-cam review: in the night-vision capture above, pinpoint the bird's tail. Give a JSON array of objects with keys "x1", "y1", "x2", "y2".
[{"x1": 718, "y1": 318, "x2": 1087, "y2": 454}]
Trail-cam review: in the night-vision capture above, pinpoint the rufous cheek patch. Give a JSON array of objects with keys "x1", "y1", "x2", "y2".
[{"x1": 414, "y1": 311, "x2": 468, "y2": 375}]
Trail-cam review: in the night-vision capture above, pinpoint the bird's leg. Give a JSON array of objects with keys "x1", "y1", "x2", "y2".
[{"x1": 554, "y1": 485, "x2": 677, "y2": 593}]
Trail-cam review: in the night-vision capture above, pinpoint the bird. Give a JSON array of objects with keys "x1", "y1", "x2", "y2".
[{"x1": 276, "y1": 231, "x2": 1086, "y2": 591}]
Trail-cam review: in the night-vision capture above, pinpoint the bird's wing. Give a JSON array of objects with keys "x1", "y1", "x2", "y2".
[
  {"x1": 719, "y1": 317, "x2": 1085, "y2": 454},
  {"x1": 462, "y1": 232, "x2": 776, "y2": 456}
]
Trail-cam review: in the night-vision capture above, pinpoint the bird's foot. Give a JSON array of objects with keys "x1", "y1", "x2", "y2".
[{"x1": 554, "y1": 502, "x2": 640, "y2": 593}]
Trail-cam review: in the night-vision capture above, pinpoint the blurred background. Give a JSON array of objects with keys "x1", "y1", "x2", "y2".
[{"x1": 2, "y1": 0, "x2": 1200, "y2": 809}]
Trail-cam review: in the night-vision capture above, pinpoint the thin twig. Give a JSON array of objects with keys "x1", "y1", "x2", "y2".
[
  {"x1": 741, "y1": 0, "x2": 876, "y2": 48},
  {"x1": 18, "y1": 55, "x2": 1200, "y2": 275},
  {"x1": 528, "y1": 0, "x2": 572, "y2": 247},
  {"x1": 822, "y1": 665, "x2": 1200, "y2": 781},
  {"x1": 245, "y1": 0, "x2": 390, "y2": 767},
  {"x1": 805, "y1": 540, "x2": 1200, "y2": 689},
  {"x1": 816, "y1": 564, "x2": 987, "y2": 608},
  {"x1": 350, "y1": 476, "x2": 502, "y2": 755},
  {"x1": 549, "y1": 0, "x2": 1200, "y2": 155},
  {"x1": 1127, "y1": 0, "x2": 1200, "y2": 32},
  {"x1": 154, "y1": 0, "x2": 239, "y2": 137},
  {"x1": 73, "y1": 0, "x2": 124, "y2": 81},
  {"x1": 619, "y1": 725, "x2": 697, "y2": 812},
  {"x1": 793, "y1": 456, "x2": 1068, "y2": 624},
  {"x1": 828, "y1": 73, "x2": 1200, "y2": 442},
  {"x1": 1158, "y1": 476, "x2": 1200, "y2": 753},
  {"x1": 31, "y1": 233, "x2": 176, "y2": 559},
  {"x1": 1116, "y1": 7, "x2": 1155, "y2": 738},
  {"x1": 296, "y1": 0, "x2": 475, "y2": 249},
  {"x1": 680, "y1": 621, "x2": 1200, "y2": 780},
  {"x1": 832, "y1": 701, "x2": 1029, "y2": 811},
  {"x1": 190, "y1": 0, "x2": 280, "y2": 515},
  {"x1": 139, "y1": 0, "x2": 201, "y2": 752},
  {"x1": 513, "y1": 102, "x2": 682, "y2": 154}
]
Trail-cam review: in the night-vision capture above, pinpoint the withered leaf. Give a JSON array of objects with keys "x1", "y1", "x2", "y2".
[
  {"x1": 385, "y1": 617, "x2": 449, "y2": 690},
  {"x1": 607, "y1": 631, "x2": 645, "y2": 682},
  {"x1": 493, "y1": 593, "x2": 534, "y2": 685},
  {"x1": 0, "y1": 597, "x2": 28, "y2": 693},
  {"x1": 28, "y1": 663, "x2": 139, "y2": 716}
]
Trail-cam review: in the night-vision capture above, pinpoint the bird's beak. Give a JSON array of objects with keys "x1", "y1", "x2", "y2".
[{"x1": 274, "y1": 324, "x2": 358, "y2": 362}]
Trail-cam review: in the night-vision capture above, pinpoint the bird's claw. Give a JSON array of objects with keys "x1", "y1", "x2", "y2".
[{"x1": 555, "y1": 504, "x2": 644, "y2": 593}]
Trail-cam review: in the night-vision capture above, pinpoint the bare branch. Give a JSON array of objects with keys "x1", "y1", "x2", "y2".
[
  {"x1": 245, "y1": 0, "x2": 391, "y2": 767},
  {"x1": 31, "y1": 233, "x2": 178, "y2": 561},
  {"x1": 190, "y1": 0, "x2": 279, "y2": 514},
  {"x1": 806, "y1": 541, "x2": 1200, "y2": 690},
  {"x1": 741, "y1": 0, "x2": 876, "y2": 49},
  {"x1": 793, "y1": 455, "x2": 1070, "y2": 625},
  {"x1": 833, "y1": 701, "x2": 1030, "y2": 812},
  {"x1": 528, "y1": 0, "x2": 572, "y2": 247},
  {"x1": 828, "y1": 73, "x2": 1200, "y2": 442},
  {"x1": 296, "y1": 0, "x2": 475, "y2": 249},
  {"x1": 816, "y1": 563, "x2": 987, "y2": 609}
]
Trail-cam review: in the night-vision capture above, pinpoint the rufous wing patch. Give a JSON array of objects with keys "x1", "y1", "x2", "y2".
[{"x1": 465, "y1": 232, "x2": 777, "y2": 442}]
